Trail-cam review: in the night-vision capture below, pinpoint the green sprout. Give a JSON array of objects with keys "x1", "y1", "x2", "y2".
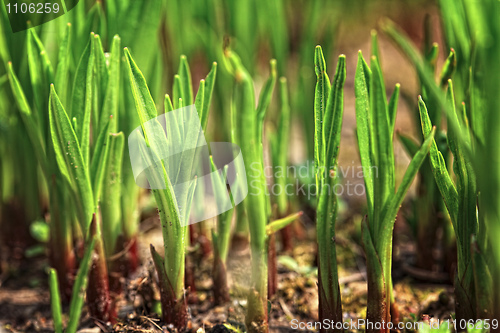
[
  {"x1": 267, "y1": 76, "x2": 293, "y2": 296},
  {"x1": 354, "y1": 32, "x2": 434, "y2": 331},
  {"x1": 125, "y1": 49, "x2": 216, "y2": 330},
  {"x1": 384, "y1": 0, "x2": 499, "y2": 318},
  {"x1": 49, "y1": 235, "x2": 96, "y2": 333},
  {"x1": 210, "y1": 160, "x2": 233, "y2": 304},
  {"x1": 7, "y1": 26, "x2": 136, "y2": 322},
  {"x1": 225, "y1": 49, "x2": 302, "y2": 333},
  {"x1": 397, "y1": 22, "x2": 456, "y2": 272},
  {"x1": 313, "y1": 46, "x2": 346, "y2": 329}
]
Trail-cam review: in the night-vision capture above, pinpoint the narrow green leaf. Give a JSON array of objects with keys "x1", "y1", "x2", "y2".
[
  {"x1": 201, "y1": 62, "x2": 217, "y2": 131},
  {"x1": 361, "y1": 217, "x2": 387, "y2": 325},
  {"x1": 388, "y1": 83, "x2": 400, "y2": 134},
  {"x1": 101, "y1": 132, "x2": 125, "y2": 256},
  {"x1": 48, "y1": 269, "x2": 63, "y2": 333},
  {"x1": 99, "y1": 35, "x2": 121, "y2": 133},
  {"x1": 266, "y1": 212, "x2": 303, "y2": 236},
  {"x1": 418, "y1": 96, "x2": 459, "y2": 225},
  {"x1": 164, "y1": 94, "x2": 174, "y2": 113},
  {"x1": 49, "y1": 85, "x2": 94, "y2": 235},
  {"x1": 7, "y1": 69, "x2": 34, "y2": 118},
  {"x1": 472, "y1": 236, "x2": 493, "y2": 318},
  {"x1": 173, "y1": 74, "x2": 183, "y2": 110},
  {"x1": 323, "y1": 55, "x2": 346, "y2": 170},
  {"x1": 29, "y1": 28, "x2": 54, "y2": 82},
  {"x1": 178, "y1": 55, "x2": 194, "y2": 104},
  {"x1": 210, "y1": 159, "x2": 232, "y2": 261},
  {"x1": 256, "y1": 59, "x2": 278, "y2": 123},
  {"x1": 150, "y1": 244, "x2": 172, "y2": 301},
  {"x1": 93, "y1": 34, "x2": 109, "y2": 104},
  {"x1": 71, "y1": 33, "x2": 95, "y2": 166},
  {"x1": 314, "y1": 45, "x2": 331, "y2": 175},
  {"x1": 370, "y1": 31, "x2": 386, "y2": 98},
  {"x1": 7, "y1": 63, "x2": 49, "y2": 178},
  {"x1": 256, "y1": 59, "x2": 278, "y2": 153},
  {"x1": 90, "y1": 117, "x2": 112, "y2": 207},
  {"x1": 370, "y1": 55, "x2": 393, "y2": 236},
  {"x1": 439, "y1": 49, "x2": 456, "y2": 88},
  {"x1": 72, "y1": 117, "x2": 78, "y2": 136},
  {"x1": 54, "y1": 23, "x2": 72, "y2": 105},
  {"x1": 124, "y1": 48, "x2": 159, "y2": 142},
  {"x1": 424, "y1": 43, "x2": 439, "y2": 72},
  {"x1": 26, "y1": 29, "x2": 44, "y2": 123},
  {"x1": 370, "y1": 30, "x2": 381, "y2": 65},
  {"x1": 194, "y1": 79, "x2": 205, "y2": 125},
  {"x1": 67, "y1": 236, "x2": 96, "y2": 333},
  {"x1": 164, "y1": 94, "x2": 182, "y2": 150},
  {"x1": 274, "y1": 77, "x2": 291, "y2": 215},
  {"x1": 183, "y1": 176, "x2": 198, "y2": 223},
  {"x1": 354, "y1": 51, "x2": 374, "y2": 218}
]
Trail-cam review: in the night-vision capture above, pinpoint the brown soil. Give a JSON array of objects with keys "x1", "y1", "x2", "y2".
[{"x1": 0, "y1": 208, "x2": 454, "y2": 333}]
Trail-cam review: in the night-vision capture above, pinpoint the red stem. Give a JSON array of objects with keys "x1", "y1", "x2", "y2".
[
  {"x1": 212, "y1": 254, "x2": 230, "y2": 305},
  {"x1": 151, "y1": 245, "x2": 188, "y2": 331},
  {"x1": 86, "y1": 216, "x2": 115, "y2": 323},
  {"x1": 185, "y1": 255, "x2": 198, "y2": 304},
  {"x1": 280, "y1": 224, "x2": 293, "y2": 252},
  {"x1": 267, "y1": 233, "x2": 277, "y2": 298}
]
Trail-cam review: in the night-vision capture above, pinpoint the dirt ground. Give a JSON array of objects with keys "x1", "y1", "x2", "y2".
[{"x1": 0, "y1": 207, "x2": 455, "y2": 332}]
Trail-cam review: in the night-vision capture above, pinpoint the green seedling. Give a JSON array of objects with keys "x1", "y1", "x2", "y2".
[
  {"x1": 267, "y1": 76, "x2": 293, "y2": 297},
  {"x1": 384, "y1": 12, "x2": 498, "y2": 319},
  {"x1": 269, "y1": 77, "x2": 293, "y2": 252},
  {"x1": 210, "y1": 160, "x2": 233, "y2": 304},
  {"x1": 354, "y1": 32, "x2": 435, "y2": 332},
  {"x1": 49, "y1": 235, "x2": 96, "y2": 333},
  {"x1": 125, "y1": 49, "x2": 216, "y2": 331},
  {"x1": 225, "y1": 49, "x2": 302, "y2": 333},
  {"x1": 313, "y1": 46, "x2": 346, "y2": 332},
  {"x1": 397, "y1": 20, "x2": 456, "y2": 272},
  {"x1": 8, "y1": 27, "x2": 132, "y2": 321}
]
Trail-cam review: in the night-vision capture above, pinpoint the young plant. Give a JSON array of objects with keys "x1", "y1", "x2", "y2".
[
  {"x1": 1, "y1": 0, "x2": 161, "y2": 289},
  {"x1": 417, "y1": 93, "x2": 491, "y2": 320},
  {"x1": 397, "y1": 24, "x2": 456, "y2": 272},
  {"x1": 0, "y1": 8, "x2": 44, "y2": 251},
  {"x1": 226, "y1": 51, "x2": 275, "y2": 333},
  {"x1": 469, "y1": 2, "x2": 500, "y2": 318},
  {"x1": 49, "y1": 70, "x2": 115, "y2": 322},
  {"x1": 354, "y1": 33, "x2": 434, "y2": 332},
  {"x1": 210, "y1": 159, "x2": 233, "y2": 304},
  {"x1": 266, "y1": 77, "x2": 293, "y2": 297},
  {"x1": 6, "y1": 25, "x2": 78, "y2": 298},
  {"x1": 124, "y1": 49, "x2": 216, "y2": 330},
  {"x1": 8, "y1": 27, "x2": 132, "y2": 321},
  {"x1": 49, "y1": 235, "x2": 96, "y2": 333},
  {"x1": 383, "y1": 8, "x2": 498, "y2": 319},
  {"x1": 269, "y1": 77, "x2": 293, "y2": 252},
  {"x1": 313, "y1": 46, "x2": 346, "y2": 331},
  {"x1": 225, "y1": 49, "x2": 302, "y2": 333}
]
